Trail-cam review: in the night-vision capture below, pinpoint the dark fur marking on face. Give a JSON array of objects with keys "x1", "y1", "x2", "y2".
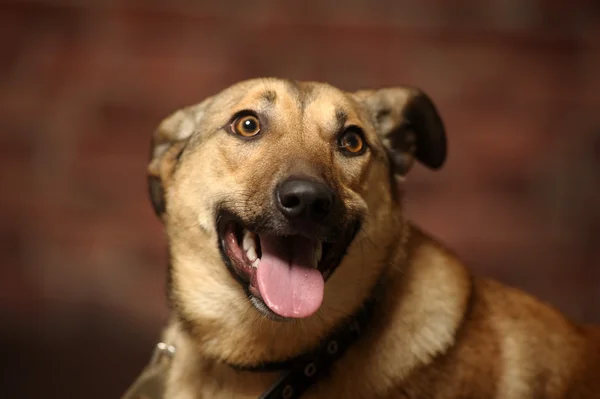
[
  {"x1": 335, "y1": 108, "x2": 348, "y2": 133},
  {"x1": 376, "y1": 107, "x2": 392, "y2": 125},
  {"x1": 387, "y1": 163, "x2": 401, "y2": 203},
  {"x1": 300, "y1": 83, "x2": 317, "y2": 103},
  {"x1": 170, "y1": 145, "x2": 188, "y2": 179},
  {"x1": 148, "y1": 175, "x2": 166, "y2": 216},
  {"x1": 295, "y1": 82, "x2": 318, "y2": 114},
  {"x1": 261, "y1": 90, "x2": 277, "y2": 104},
  {"x1": 284, "y1": 79, "x2": 301, "y2": 94}
]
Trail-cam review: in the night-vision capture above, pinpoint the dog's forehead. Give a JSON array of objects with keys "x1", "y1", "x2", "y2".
[
  {"x1": 300, "y1": 84, "x2": 363, "y2": 129},
  {"x1": 219, "y1": 79, "x2": 364, "y2": 130}
]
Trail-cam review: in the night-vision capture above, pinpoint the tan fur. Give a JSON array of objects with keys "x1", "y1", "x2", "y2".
[{"x1": 146, "y1": 78, "x2": 600, "y2": 398}]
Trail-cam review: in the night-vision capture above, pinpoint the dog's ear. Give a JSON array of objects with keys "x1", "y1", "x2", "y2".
[
  {"x1": 354, "y1": 87, "x2": 446, "y2": 175},
  {"x1": 148, "y1": 99, "x2": 212, "y2": 218}
]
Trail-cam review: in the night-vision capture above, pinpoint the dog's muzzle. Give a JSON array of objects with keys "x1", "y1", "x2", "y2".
[{"x1": 217, "y1": 177, "x2": 360, "y2": 321}]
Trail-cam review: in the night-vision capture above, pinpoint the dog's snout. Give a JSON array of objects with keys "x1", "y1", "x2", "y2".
[{"x1": 276, "y1": 179, "x2": 334, "y2": 221}]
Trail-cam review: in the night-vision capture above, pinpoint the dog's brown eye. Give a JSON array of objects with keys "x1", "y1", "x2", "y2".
[
  {"x1": 232, "y1": 115, "x2": 261, "y2": 137},
  {"x1": 339, "y1": 129, "x2": 366, "y2": 155}
]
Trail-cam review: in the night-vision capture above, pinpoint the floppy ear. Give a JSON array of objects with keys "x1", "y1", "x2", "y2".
[
  {"x1": 148, "y1": 99, "x2": 212, "y2": 218},
  {"x1": 354, "y1": 87, "x2": 446, "y2": 175}
]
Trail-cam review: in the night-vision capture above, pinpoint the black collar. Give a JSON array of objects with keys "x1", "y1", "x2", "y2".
[
  {"x1": 245, "y1": 287, "x2": 380, "y2": 399},
  {"x1": 122, "y1": 286, "x2": 380, "y2": 399}
]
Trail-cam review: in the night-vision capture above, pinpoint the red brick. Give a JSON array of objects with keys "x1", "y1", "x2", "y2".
[{"x1": 1, "y1": 0, "x2": 599, "y2": 347}]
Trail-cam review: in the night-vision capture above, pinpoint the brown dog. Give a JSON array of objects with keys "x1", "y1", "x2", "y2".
[{"x1": 127, "y1": 78, "x2": 600, "y2": 399}]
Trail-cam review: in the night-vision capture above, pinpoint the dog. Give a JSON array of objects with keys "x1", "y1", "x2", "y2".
[{"x1": 125, "y1": 78, "x2": 600, "y2": 399}]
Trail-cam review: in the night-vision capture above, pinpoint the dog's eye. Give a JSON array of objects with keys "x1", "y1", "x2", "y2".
[
  {"x1": 339, "y1": 128, "x2": 366, "y2": 156},
  {"x1": 232, "y1": 115, "x2": 261, "y2": 137}
]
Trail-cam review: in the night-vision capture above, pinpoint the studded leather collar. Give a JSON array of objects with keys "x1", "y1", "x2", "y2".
[{"x1": 254, "y1": 293, "x2": 377, "y2": 399}]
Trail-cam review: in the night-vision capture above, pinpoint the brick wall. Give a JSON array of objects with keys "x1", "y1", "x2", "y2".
[{"x1": 1, "y1": 1, "x2": 599, "y2": 398}]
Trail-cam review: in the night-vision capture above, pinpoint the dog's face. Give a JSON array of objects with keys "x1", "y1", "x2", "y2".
[{"x1": 148, "y1": 78, "x2": 445, "y2": 363}]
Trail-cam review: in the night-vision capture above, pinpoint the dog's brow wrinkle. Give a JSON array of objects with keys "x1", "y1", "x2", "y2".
[
  {"x1": 301, "y1": 84, "x2": 317, "y2": 107},
  {"x1": 290, "y1": 82, "x2": 316, "y2": 114},
  {"x1": 376, "y1": 108, "x2": 392, "y2": 126},
  {"x1": 284, "y1": 79, "x2": 302, "y2": 103},
  {"x1": 261, "y1": 90, "x2": 277, "y2": 104},
  {"x1": 335, "y1": 108, "x2": 348, "y2": 131}
]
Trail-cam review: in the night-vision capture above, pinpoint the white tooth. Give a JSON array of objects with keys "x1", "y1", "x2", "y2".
[
  {"x1": 242, "y1": 230, "x2": 255, "y2": 251},
  {"x1": 252, "y1": 259, "x2": 260, "y2": 268},
  {"x1": 313, "y1": 242, "x2": 323, "y2": 268},
  {"x1": 247, "y1": 247, "x2": 257, "y2": 262}
]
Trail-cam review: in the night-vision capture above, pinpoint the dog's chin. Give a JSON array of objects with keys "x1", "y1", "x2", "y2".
[{"x1": 216, "y1": 211, "x2": 360, "y2": 321}]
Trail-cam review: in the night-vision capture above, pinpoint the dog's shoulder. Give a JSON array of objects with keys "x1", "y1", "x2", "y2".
[
  {"x1": 398, "y1": 227, "x2": 600, "y2": 397},
  {"x1": 469, "y1": 277, "x2": 600, "y2": 397}
]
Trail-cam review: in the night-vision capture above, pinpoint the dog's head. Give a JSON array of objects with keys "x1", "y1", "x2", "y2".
[{"x1": 148, "y1": 78, "x2": 445, "y2": 363}]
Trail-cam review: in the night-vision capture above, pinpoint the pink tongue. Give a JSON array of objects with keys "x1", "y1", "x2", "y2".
[{"x1": 256, "y1": 235, "x2": 324, "y2": 318}]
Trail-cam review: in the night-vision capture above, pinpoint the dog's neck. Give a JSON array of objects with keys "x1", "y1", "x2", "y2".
[{"x1": 150, "y1": 277, "x2": 384, "y2": 399}]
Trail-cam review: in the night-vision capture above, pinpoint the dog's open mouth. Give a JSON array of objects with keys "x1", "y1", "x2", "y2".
[{"x1": 217, "y1": 213, "x2": 358, "y2": 320}]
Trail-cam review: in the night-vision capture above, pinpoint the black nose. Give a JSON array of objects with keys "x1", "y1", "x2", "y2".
[{"x1": 276, "y1": 179, "x2": 334, "y2": 221}]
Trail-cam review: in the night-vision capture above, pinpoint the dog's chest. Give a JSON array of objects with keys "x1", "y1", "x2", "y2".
[{"x1": 165, "y1": 357, "x2": 281, "y2": 399}]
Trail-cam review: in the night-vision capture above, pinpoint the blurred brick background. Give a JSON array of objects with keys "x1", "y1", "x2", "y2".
[{"x1": 1, "y1": 0, "x2": 599, "y2": 397}]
